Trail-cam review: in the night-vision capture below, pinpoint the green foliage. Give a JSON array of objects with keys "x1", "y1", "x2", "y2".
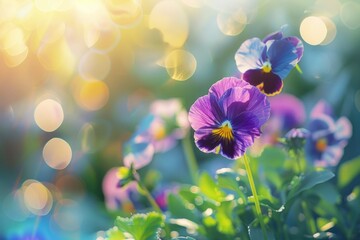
[
  {"x1": 338, "y1": 156, "x2": 360, "y2": 188},
  {"x1": 115, "y1": 212, "x2": 164, "y2": 240}
]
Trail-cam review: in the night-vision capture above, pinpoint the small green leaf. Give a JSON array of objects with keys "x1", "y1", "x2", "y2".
[
  {"x1": 115, "y1": 212, "x2": 164, "y2": 240},
  {"x1": 168, "y1": 193, "x2": 199, "y2": 223},
  {"x1": 338, "y1": 156, "x2": 360, "y2": 188},
  {"x1": 199, "y1": 172, "x2": 225, "y2": 201},
  {"x1": 257, "y1": 147, "x2": 286, "y2": 168},
  {"x1": 287, "y1": 170, "x2": 335, "y2": 202},
  {"x1": 107, "y1": 227, "x2": 125, "y2": 240},
  {"x1": 216, "y1": 168, "x2": 245, "y2": 198},
  {"x1": 295, "y1": 64, "x2": 303, "y2": 74},
  {"x1": 215, "y1": 200, "x2": 236, "y2": 235}
]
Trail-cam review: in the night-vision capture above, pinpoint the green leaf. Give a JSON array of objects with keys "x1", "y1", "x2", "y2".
[
  {"x1": 257, "y1": 147, "x2": 286, "y2": 168},
  {"x1": 295, "y1": 64, "x2": 303, "y2": 74},
  {"x1": 338, "y1": 156, "x2": 360, "y2": 188},
  {"x1": 107, "y1": 227, "x2": 125, "y2": 240},
  {"x1": 168, "y1": 193, "x2": 200, "y2": 223},
  {"x1": 287, "y1": 170, "x2": 335, "y2": 202},
  {"x1": 199, "y1": 172, "x2": 225, "y2": 202},
  {"x1": 115, "y1": 212, "x2": 164, "y2": 240},
  {"x1": 215, "y1": 200, "x2": 236, "y2": 235},
  {"x1": 216, "y1": 168, "x2": 245, "y2": 198}
]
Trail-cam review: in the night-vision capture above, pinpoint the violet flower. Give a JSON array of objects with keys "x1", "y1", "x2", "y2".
[
  {"x1": 235, "y1": 30, "x2": 303, "y2": 96},
  {"x1": 305, "y1": 101, "x2": 352, "y2": 167},
  {"x1": 188, "y1": 77, "x2": 270, "y2": 159}
]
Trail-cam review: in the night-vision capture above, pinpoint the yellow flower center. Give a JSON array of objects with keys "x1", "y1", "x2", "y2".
[
  {"x1": 212, "y1": 121, "x2": 234, "y2": 140},
  {"x1": 262, "y1": 62, "x2": 272, "y2": 73},
  {"x1": 315, "y1": 138, "x2": 328, "y2": 152},
  {"x1": 153, "y1": 124, "x2": 166, "y2": 140}
]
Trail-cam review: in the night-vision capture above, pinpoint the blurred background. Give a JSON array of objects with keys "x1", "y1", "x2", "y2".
[{"x1": 0, "y1": 0, "x2": 359, "y2": 238}]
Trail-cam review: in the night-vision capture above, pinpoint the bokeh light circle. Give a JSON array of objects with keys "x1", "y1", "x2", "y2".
[
  {"x1": 300, "y1": 16, "x2": 327, "y2": 45},
  {"x1": 340, "y1": 1, "x2": 360, "y2": 30},
  {"x1": 43, "y1": 138, "x2": 72, "y2": 170},
  {"x1": 217, "y1": 9, "x2": 247, "y2": 36},
  {"x1": 74, "y1": 80, "x2": 110, "y2": 111},
  {"x1": 34, "y1": 99, "x2": 64, "y2": 132},
  {"x1": 165, "y1": 50, "x2": 197, "y2": 81},
  {"x1": 23, "y1": 180, "x2": 53, "y2": 216}
]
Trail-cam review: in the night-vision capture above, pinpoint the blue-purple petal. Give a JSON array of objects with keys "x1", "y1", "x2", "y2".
[
  {"x1": 262, "y1": 30, "x2": 283, "y2": 43},
  {"x1": 235, "y1": 38, "x2": 266, "y2": 73},
  {"x1": 267, "y1": 39, "x2": 298, "y2": 79},
  {"x1": 189, "y1": 94, "x2": 221, "y2": 131}
]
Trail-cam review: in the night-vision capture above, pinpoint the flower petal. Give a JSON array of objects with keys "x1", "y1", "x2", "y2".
[
  {"x1": 123, "y1": 140, "x2": 155, "y2": 169},
  {"x1": 267, "y1": 39, "x2": 298, "y2": 79},
  {"x1": 283, "y1": 36, "x2": 304, "y2": 61},
  {"x1": 335, "y1": 117, "x2": 352, "y2": 140},
  {"x1": 209, "y1": 77, "x2": 250, "y2": 99},
  {"x1": 262, "y1": 30, "x2": 283, "y2": 43},
  {"x1": 243, "y1": 69, "x2": 283, "y2": 96},
  {"x1": 235, "y1": 38, "x2": 266, "y2": 73},
  {"x1": 188, "y1": 94, "x2": 222, "y2": 131}
]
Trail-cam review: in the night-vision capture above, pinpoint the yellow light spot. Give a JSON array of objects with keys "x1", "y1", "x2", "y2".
[
  {"x1": 340, "y1": 1, "x2": 360, "y2": 30},
  {"x1": 79, "y1": 51, "x2": 111, "y2": 80},
  {"x1": 34, "y1": 99, "x2": 64, "y2": 132},
  {"x1": 182, "y1": 0, "x2": 204, "y2": 8},
  {"x1": 74, "y1": 79, "x2": 110, "y2": 111},
  {"x1": 212, "y1": 121, "x2": 234, "y2": 140},
  {"x1": 103, "y1": 0, "x2": 143, "y2": 28},
  {"x1": 149, "y1": 0, "x2": 189, "y2": 48},
  {"x1": 300, "y1": 16, "x2": 327, "y2": 45},
  {"x1": 23, "y1": 180, "x2": 53, "y2": 216},
  {"x1": 43, "y1": 138, "x2": 72, "y2": 170},
  {"x1": 217, "y1": 9, "x2": 247, "y2": 36},
  {"x1": 91, "y1": 20, "x2": 121, "y2": 53},
  {"x1": 165, "y1": 49, "x2": 197, "y2": 81},
  {"x1": 153, "y1": 124, "x2": 166, "y2": 140},
  {"x1": 316, "y1": 138, "x2": 328, "y2": 152}
]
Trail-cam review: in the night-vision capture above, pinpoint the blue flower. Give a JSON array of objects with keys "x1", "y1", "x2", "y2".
[
  {"x1": 235, "y1": 30, "x2": 303, "y2": 96},
  {"x1": 305, "y1": 101, "x2": 352, "y2": 167}
]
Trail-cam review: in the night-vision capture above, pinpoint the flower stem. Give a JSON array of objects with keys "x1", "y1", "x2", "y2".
[
  {"x1": 182, "y1": 133, "x2": 199, "y2": 184},
  {"x1": 295, "y1": 152, "x2": 302, "y2": 174},
  {"x1": 242, "y1": 154, "x2": 268, "y2": 240},
  {"x1": 133, "y1": 170, "x2": 162, "y2": 213},
  {"x1": 301, "y1": 201, "x2": 317, "y2": 235}
]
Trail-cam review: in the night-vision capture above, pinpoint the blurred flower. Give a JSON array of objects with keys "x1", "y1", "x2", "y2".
[
  {"x1": 123, "y1": 98, "x2": 189, "y2": 169},
  {"x1": 102, "y1": 168, "x2": 141, "y2": 212},
  {"x1": 7, "y1": 232, "x2": 46, "y2": 240},
  {"x1": 152, "y1": 184, "x2": 179, "y2": 211},
  {"x1": 188, "y1": 77, "x2": 270, "y2": 159},
  {"x1": 235, "y1": 29, "x2": 303, "y2": 96},
  {"x1": 305, "y1": 101, "x2": 352, "y2": 167},
  {"x1": 250, "y1": 94, "x2": 305, "y2": 155},
  {"x1": 284, "y1": 128, "x2": 310, "y2": 153}
]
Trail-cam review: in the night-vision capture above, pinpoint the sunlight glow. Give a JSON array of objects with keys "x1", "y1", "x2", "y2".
[
  {"x1": 300, "y1": 16, "x2": 327, "y2": 45},
  {"x1": 165, "y1": 49, "x2": 197, "y2": 81}
]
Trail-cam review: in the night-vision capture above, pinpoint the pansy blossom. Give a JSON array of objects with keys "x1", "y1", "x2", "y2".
[
  {"x1": 235, "y1": 30, "x2": 303, "y2": 96},
  {"x1": 305, "y1": 101, "x2": 352, "y2": 167},
  {"x1": 188, "y1": 77, "x2": 270, "y2": 159}
]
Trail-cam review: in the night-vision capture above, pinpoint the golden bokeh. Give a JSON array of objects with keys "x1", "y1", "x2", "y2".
[
  {"x1": 23, "y1": 180, "x2": 53, "y2": 216},
  {"x1": 300, "y1": 16, "x2": 327, "y2": 45},
  {"x1": 165, "y1": 49, "x2": 197, "y2": 81},
  {"x1": 73, "y1": 79, "x2": 110, "y2": 111},
  {"x1": 34, "y1": 99, "x2": 64, "y2": 132},
  {"x1": 217, "y1": 9, "x2": 247, "y2": 36},
  {"x1": 182, "y1": 0, "x2": 205, "y2": 8},
  {"x1": 43, "y1": 138, "x2": 72, "y2": 170},
  {"x1": 149, "y1": 0, "x2": 189, "y2": 48},
  {"x1": 320, "y1": 17, "x2": 337, "y2": 45}
]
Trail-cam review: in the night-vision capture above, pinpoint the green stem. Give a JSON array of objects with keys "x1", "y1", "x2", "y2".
[
  {"x1": 295, "y1": 151, "x2": 302, "y2": 174},
  {"x1": 242, "y1": 154, "x2": 268, "y2": 240},
  {"x1": 301, "y1": 201, "x2": 317, "y2": 235},
  {"x1": 182, "y1": 133, "x2": 199, "y2": 184},
  {"x1": 134, "y1": 170, "x2": 162, "y2": 213}
]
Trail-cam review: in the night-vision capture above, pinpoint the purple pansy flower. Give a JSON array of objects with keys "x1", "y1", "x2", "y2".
[
  {"x1": 235, "y1": 30, "x2": 303, "y2": 96},
  {"x1": 305, "y1": 101, "x2": 352, "y2": 167},
  {"x1": 188, "y1": 77, "x2": 270, "y2": 159},
  {"x1": 285, "y1": 128, "x2": 310, "y2": 153}
]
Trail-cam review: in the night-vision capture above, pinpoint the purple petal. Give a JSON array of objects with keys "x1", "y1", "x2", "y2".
[
  {"x1": 269, "y1": 93, "x2": 306, "y2": 130},
  {"x1": 243, "y1": 69, "x2": 283, "y2": 96},
  {"x1": 262, "y1": 74, "x2": 283, "y2": 96},
  {"x1": 267, "y1": 39, "x2": 298, "y2": 79},
  {"x1": 188, "y1": 94, "x2": 222, "y2": 131},
  {"x1": 311, "y1": 100, "x2": 334, "y2": 118},
  {"x1": 262, "y1": 30, "x2": 283, "y2": 43},
  {"x1": 235, "y1": 38, "x2": 266, "y2": 73},
  {"x1": 243, "y1": 69, "x2": 265, "y2": 87},
  {"x1": 209, "y1": 77, "x2": 250, "y2": 99},
  {"x1": 334, "y1": 117, "x2": 352, "y2": 140}
]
